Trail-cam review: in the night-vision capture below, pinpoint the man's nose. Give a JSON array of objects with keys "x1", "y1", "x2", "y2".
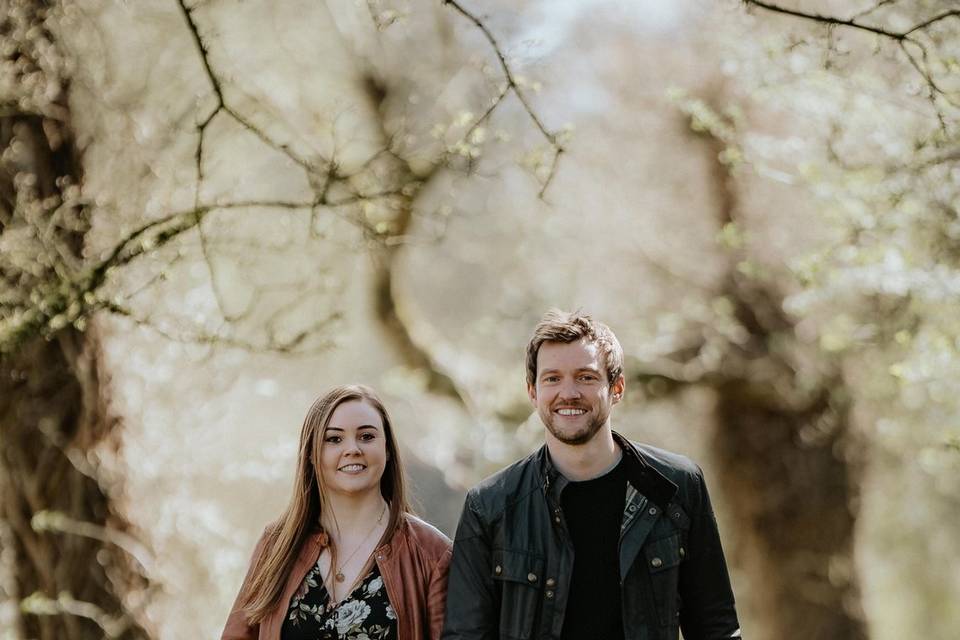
[{"x1": 557, "y1": 379, "x2": 581, "y2": 399}]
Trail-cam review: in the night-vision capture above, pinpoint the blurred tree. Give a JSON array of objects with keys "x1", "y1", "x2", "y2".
[
  {"x1": 0, "y1": 2, "x2": 150, "y2": 637},
  {"x1": 657, "y1": 1, "x2": 960, "y2": 638},
  {"x1": 373, "y1": 2, "x2": 960, "y2": 639},
  {"x1": 0, "y1": 0, "x2": 562, "y2": 636}
]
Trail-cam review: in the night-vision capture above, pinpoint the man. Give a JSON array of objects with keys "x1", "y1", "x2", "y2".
[{"x1": 441, "y1": 310, "x2": 742, "y2": 640}]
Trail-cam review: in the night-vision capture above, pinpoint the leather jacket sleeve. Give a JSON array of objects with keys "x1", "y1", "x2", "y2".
[
  {"x1": 221, "y1": 529, "x2": 269, "y2": 640},
  {"x1": 678, "y1": 467, "x2": 742, "y2": 640},
  {"x1": 440, "y1": 491, "x2": 498, "y2": 640},
  {"x1": 427, "y1": 547, "x2": 454, "y2": 640}
]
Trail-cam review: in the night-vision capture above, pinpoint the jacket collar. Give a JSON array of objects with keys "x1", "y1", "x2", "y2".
[{"x1": 539, "y1": 430, "x2": 678, "y2": 511}]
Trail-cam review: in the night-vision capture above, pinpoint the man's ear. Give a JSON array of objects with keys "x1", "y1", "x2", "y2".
[
  {"x1": 611, "y1": 374, "x2": 625, "y2": 404},
  {"x1": 527, "y1": 382, "x2": 537, "y2": 406}
]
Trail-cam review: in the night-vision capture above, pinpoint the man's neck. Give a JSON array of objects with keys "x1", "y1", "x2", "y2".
[{"x1": 545, "y1": 424, "x2": 621, "y2": 481}]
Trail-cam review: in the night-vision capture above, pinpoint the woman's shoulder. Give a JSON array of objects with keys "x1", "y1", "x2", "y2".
[{"x1": 398, "y1": 513, "x2": 452, "y2": 559}]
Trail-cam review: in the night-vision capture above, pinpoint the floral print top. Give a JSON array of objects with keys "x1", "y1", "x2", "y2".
[{"x1": 281, "y1": 559, "x2": 396, "y2": 640}]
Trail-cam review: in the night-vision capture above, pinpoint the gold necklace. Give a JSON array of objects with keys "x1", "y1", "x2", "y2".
[{"x1": 333, "y1": 502, "x2": 387, "y2": 583}]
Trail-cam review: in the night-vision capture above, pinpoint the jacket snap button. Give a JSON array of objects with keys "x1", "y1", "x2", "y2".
[
  {"x1": 679, "y1": 547, "x2": 685, "y2": 559},
  {"x1": 648, "y1": 507, "x2": 658, "y2": 516},
  {"x1": 554, "y1": 516, "x2": 561, "y2": 524},
  {"x1": 545, "y1": 590, "x2": 554, "y2": 599},
  {"x1": 628, "y1": 504, "x2": 637, "y2": 512},
  {"x1": 651, "y1": 557, "x2": 663, "y2": 568},
  {"x1": 527, "y1": 573, "x2": 538, "y2": 583},
  {"x1": 546, "y1": 578, "x2": 556, "y2": 587},
  {"x1": 494, "y1": 565, "x2": 502, "y2": 575}
]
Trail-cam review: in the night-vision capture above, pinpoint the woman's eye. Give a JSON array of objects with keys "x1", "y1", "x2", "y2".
[
  {"x1": 359, "y1": 433, "x2": 375, "y2": 441},
  {"x1": 325, "y1": 436, "x2": 341, "y2": 444}
]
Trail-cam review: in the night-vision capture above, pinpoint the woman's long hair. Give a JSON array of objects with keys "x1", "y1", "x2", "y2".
[{"x1": 237, "y1": 384, "x2": 410, "y2": 623}]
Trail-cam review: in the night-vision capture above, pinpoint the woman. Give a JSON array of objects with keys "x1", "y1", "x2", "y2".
[{"x1": 222, "y1": 384, "x2": 452, "y2": 640}]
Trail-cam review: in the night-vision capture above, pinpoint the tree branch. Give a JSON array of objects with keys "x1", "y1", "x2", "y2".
[
  {"x1": 443, "y1": 0, "x2": 564, "y2": 198},
  {"x1": 174, "y1": 0, "x2": 316, "y2": 170},
  {"x1": 744, "y1": 1, "x2": 960, "y2": 108}
]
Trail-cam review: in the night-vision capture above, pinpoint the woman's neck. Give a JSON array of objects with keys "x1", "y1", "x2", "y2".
[{"x1": 321, "y1": 489, "x2": 388, "y2": 536}]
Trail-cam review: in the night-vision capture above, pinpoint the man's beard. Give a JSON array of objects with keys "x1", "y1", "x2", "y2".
[{"x1": 543, "y1": 407, "x2": 608, "y2": 445}]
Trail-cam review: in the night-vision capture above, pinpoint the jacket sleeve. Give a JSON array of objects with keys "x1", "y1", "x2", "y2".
[
  {"x1": 221, "y1": 529, "x2": 270, "y2": 640},
  {"x1": 427, "y1": 546, "x2": 453, "y2": 640},
  {"x1": 678, "y1": 467, "x2": 742, "y2": 640},
  {"x1": 440, "y1": 491, "x2": 498, "y2": 640}
]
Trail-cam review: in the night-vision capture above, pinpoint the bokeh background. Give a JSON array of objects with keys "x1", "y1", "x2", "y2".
[{"x1": 2, "y1": 0, "x2": 959, "y2": 638}]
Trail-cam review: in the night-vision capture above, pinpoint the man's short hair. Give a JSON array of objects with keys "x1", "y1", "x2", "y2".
[{"x1": 525, "y1": 309, "x2": 624, "y2": 387}]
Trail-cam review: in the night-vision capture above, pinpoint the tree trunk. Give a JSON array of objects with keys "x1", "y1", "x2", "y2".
[
  {"x1": 712, "y1": 381, "x2": 865, "y2": 640},
  {"x1": 687, "y1": 94, "x2": 867, "y2": 640},
  {"x1": 0, "y1": 329, "x2": 150, "y2": 639},
  {"x1": 1, "y1": 2, "x2": 151, "y2": 635}
]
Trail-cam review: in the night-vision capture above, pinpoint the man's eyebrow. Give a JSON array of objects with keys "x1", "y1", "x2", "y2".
[{"x1": 539, "y1": 366, "x2": 601, "y2": 376}]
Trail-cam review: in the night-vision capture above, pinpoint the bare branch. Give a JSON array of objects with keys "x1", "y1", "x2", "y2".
[
  {"x1": 905, "y1": 10, "x2": 960, "y2": 36},
  {"x1": 174, "y1": 0, "x2": 316, "y2": 170},
  {"x1": 744, "y1": 1, "x2": 960, "y2": 109},
  {"x1": 443, "y1": 0, "x2": 565, "y2": 197},
  {"x1": 104, "y1": 302, "x2": 338, "y2": 355},
  {"x1": 0, "y1": 199, "x2": 314, "y2": 356},
  {"x1": 744, "y1": 0, "x2": 916, "y2": 40},
  {"x1": 850, "y1": 0, "x2": 899, "y2": 21}
]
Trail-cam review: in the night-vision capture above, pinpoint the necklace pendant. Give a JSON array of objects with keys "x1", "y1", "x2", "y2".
[{"x1": 335, "y1": 571, "x2": 345, "y2": 582}]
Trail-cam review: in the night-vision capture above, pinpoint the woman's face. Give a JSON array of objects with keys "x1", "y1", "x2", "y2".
[{"x1": 319, "y1": 399, "x2": 388, "y2": 498}]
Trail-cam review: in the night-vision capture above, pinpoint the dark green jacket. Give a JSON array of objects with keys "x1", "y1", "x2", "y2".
[{"x1": 440, "y1": 432, "x2": 742, "y2": 640}]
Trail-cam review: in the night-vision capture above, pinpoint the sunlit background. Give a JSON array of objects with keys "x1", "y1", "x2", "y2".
[{"x1": 1, "y1": 0, "x2": 958, "y2": 639}]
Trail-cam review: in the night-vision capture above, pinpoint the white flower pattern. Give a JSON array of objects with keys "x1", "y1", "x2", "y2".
[
  {"x1": 282, "y1": 564, "x2": 395, "y2": 639},
  {"x1": 335, "y1": 600, "x2": 372, "y2": 635}
]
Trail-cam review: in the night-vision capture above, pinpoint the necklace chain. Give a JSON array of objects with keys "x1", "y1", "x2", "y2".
[{"x1": 332, "y1": 502, "x2": 387, "y2": 584}]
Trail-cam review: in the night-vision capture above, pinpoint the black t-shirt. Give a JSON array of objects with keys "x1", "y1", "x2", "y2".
[{"x1": 560, "y1": 457, "x2": 627, "y2": 640}]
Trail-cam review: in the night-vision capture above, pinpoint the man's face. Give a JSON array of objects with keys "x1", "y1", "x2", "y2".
[{"x1": 528, "y1": 339, "x2": 624, "y2": 445}]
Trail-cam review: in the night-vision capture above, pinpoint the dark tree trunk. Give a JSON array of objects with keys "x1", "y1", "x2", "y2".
[
  {"x1": 0, "y1": 2, "x2": 151, "y2": 636},
  {"x1": 686, "y1": 96, "x2": 867, "y2": 640},
  {"x1": 0, "y1": 330, "x2": 149, "y2": 640},
  {"x1": 712, "y1": 381, "x2": 865, "y2": 640}
]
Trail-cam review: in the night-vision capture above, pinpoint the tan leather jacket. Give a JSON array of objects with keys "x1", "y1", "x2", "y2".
[{"x1": 222, "y1": 514, "x2": 452, "y2": 640}]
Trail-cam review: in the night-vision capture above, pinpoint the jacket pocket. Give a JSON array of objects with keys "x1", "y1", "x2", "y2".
[
  {"x1": 643, "y1": 533, "x2": 683, "y2": 628},
  {"x1": 492, "y1": 548, "x2": 545, "y2": 640}
]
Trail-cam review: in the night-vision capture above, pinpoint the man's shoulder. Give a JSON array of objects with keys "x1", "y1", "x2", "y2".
[
  {"x1": 465, "y1": 447, "x2": 542, "y2": 514},
  {"x1": 624, "y1": 439, "x2": 716, "y2": 513},
  {"x1": 632, "y1": 441, "x2": 702, "y2": 479}
]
